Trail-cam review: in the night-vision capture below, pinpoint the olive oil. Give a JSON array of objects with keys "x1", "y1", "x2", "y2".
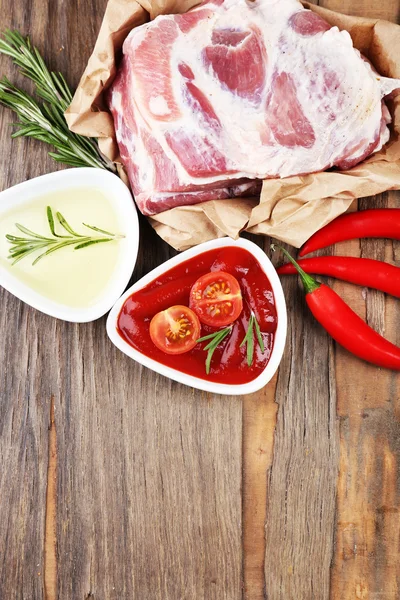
[{"x1": 0, "y1": 187, "x2": 123, "y2": 308}]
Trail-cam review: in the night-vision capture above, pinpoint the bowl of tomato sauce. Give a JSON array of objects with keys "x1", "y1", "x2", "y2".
[{"x1": 107, "y1": 237, "x2": 287, "y2": 395}]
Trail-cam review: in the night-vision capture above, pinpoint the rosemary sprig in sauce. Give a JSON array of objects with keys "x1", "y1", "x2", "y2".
[
  {"x1": 6, "y1": 206, "x2": 123, "y2": 266},
  {"x1": 240, "y1": 313, "x2": 265, "y2": 366},
  {"x1": 196, "y1": 326, "x2": 232, "y2": 374},
  {"x1": 196, "y1": 312, "x2": 265, "y2": 374}
]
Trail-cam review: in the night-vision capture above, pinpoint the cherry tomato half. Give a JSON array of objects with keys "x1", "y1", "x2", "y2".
[
  {"x1": 149, "y1": 305, "x2": 201, "y2": 355},
  {"x1": 189, "y1": 271, "x2": 243, "y2": 327}
]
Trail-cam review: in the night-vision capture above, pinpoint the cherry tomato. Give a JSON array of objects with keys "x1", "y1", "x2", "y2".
[
  {"x1": 189, "y1": 271, "x2": 243, "y2": 327},
  {"x1": 149, "y1": 305, "x2": 201, "y2": 355}
]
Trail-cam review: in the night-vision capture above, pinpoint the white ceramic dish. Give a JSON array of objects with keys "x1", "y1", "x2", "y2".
[
  {"x1": 0, "y1": 168, "x2": 139, "y2": 322},
  {"x1": 107, "y1": 237, "x2": 287, "y2": 395}
]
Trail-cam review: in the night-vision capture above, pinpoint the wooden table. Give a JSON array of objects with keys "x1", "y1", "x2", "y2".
[{"x1": 1, "y1": 1, "x2": 399, "y2": 598}]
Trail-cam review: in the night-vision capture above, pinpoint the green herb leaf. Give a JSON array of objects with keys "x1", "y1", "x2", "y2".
[
  {"x1": 196, "y1": 331, "x2": 222, "y2": 344},
  {"x1": 240, "y1": 313, "x2": 265, "y2": 367},
  {"x1": 203, "y1": 329, "x2": 229, "y2": 352},
  {"x1": 6, "y1": 206, "x2": 123, "y2": 265},
  {"x1": 15, "y1": 222, "x2": 53, "y2": 240},
  {"x1": 9, "y1": 242, "x2": 50, "y2": 265},
  {"x1": 246, "y1": 326, "x2": 254, "y2": 366},
  {"x1": 32, "y1": 239, "x2": 81, "y2": 265},
  {"x1": 74, "y1": 238, "x2": 113, "y2": 250},
  {"x1": 240, "y1": 314, "x2": 254, "y2": 366},
  {"x1": 253, "y1": 317, "x2": 265, "y2": 353},
  {"x1": 82, "y1": 223, "x2": 117, "y2": 237},
  {"x1": 47, "y1": 206, "x2": 56, "y2": 236},
  {"x1": 197, "y1": 326, "x2": 232, "y2": 375},
  {"x1": 6, "y1": 234, "x2": 33, "y2": 242},
  {"x1": 46, "y1": 205, "x2": 70, "y2": 238},
  {"x1": 56, "y1": 211, "x2": 84, "y2": 237}
]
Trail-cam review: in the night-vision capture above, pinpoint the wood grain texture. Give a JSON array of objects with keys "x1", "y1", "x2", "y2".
[
  {"x1": 0, "y1": 4, "x2": 65, "y2": 595},
  {"x1": 1, "y1": 0, "x2": 400, "y2": 599},
  {"x1": 320, "y1": 4, "x2": 400, "y2": 600},
  {"x1": 330, "y1": 193, "x2": 400, "y2": 600},
  {"x1": 0, "y1": 2, "x2": 243, "y2": 599},
  {"x1": 242, "y1": 236, "x2": 279, "y2": 600},
  {"x1": 243, "y1": 379, "x2": 278, "y2": 600},
  {"x1": 0, "y1": 296, "x2": 52, "y2": 600},
  {"x1": 54, "y1": 314, "x2": 242, "y2": 600},
  {"x1": 264, "y1": 255, "x2": 339, "y2": 600},
  {"x1": 263, "y1": 3, "x2": 400, "y2": 599},
  {"x1": 44, "y1": 396, "x2": 57, "y2": 600}
]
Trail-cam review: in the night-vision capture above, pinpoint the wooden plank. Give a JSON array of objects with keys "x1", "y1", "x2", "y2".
[
  {"x1": 243, "y1": 377, "x2": 278, "y2": 600},
  {"x1": 0, "y1": 293, "x2": 51, "y2": 599},
  {"x1": 330, "y1": 192, "x2": 400, "y2": 600},
  {"x1": 249, "y1": 3, "x2": 399, "y2": 598},
  {"x1": 0, "y1": 1, "x2": 243, "y2": 598},
  {"x1": 0, "y1": 2, "x2": 64, "y2": 597},
  {"x1": 2, "y1": 1, "x2": 400, "y2": 599},
  {"x1": 54, "y1": 315, "x2": 242, "y2": 599},
  {"x1": 242, "y1": 235, "x2": 278, "y2": 600},
  {"x1": 263, "y1": 2, "x2": 398, "y2": 596},
  {"x1": 264, "y1": 261, "x2": 339, "y2": 600},
  {"x1": 44, "y1": 396, "x2": 57, "y2": 600},
  {"x1": 317, "y1": 0, "x2": 400, "y2": 596}
]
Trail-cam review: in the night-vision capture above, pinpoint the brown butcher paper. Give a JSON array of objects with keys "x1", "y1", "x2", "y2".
[{"x1": 65, "y1": 0, "x2": 400, "y2": 251}]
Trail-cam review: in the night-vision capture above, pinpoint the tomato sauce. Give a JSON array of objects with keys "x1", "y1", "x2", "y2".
[{"x1": 117, "y1": 246, "x2": 278, "y2": 384}]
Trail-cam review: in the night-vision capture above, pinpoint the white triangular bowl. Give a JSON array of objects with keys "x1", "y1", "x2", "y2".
[
  {"x1": 107, "y1": 237, "x2": 287, "y2": 395},
  {"x1": 0, "y1": 168, "x2": 139, "y2": 322}
]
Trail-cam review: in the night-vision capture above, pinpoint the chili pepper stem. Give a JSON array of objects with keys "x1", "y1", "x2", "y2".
[{"x1": 278, "y1": 247, "x2": 320, "y2": 294}]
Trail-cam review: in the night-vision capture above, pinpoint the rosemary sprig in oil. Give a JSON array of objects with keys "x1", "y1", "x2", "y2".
[{"x1": 6, "y1": 206, "x2": 123, "y2": 266}]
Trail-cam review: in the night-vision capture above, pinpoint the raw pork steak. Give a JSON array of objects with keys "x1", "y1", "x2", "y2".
[{"x1": 108, "y1": 0, "x2": 400, "y2": 216}]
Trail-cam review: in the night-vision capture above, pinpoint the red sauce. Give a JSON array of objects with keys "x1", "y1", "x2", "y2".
[{"x1": 117, "y1": 246, "x2": 278, "y2": 384}]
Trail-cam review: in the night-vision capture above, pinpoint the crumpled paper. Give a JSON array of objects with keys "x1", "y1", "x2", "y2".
[{"x1": 65, "y1": 0, "x2": 400, "y2": 251}]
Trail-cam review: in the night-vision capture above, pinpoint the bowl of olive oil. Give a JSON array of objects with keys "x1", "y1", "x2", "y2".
[{"x1": 0, "y1": 168, "x2": 139, "y2": 322}]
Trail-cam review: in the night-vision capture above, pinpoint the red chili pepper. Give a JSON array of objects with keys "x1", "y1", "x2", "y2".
[
  {"x1": 280, "y1": 249, "x2": 400, "y2": 370},
  {"x1": 277, "y1": 256, "x2": 400, "y2": 298},
  {"x1": 299, "y1": 209, "x2": 400, "y2": 256}
]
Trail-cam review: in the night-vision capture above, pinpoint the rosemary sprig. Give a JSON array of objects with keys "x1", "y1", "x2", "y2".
[
  {"x1": 196, "y1": 313, "x2": 266, "y2": 374},
  {"x1": 240, "y1": 314, "x2": 265, "y2": 366},
  {"x1": 197, "y1": 326, "x2": 232, "y2": 374},
  {"x1": 6, "y1": 206, "x2": 123, "y2": 266},
  {"x1": 0, "y1": 30, "x2": 72, "y2": 109},
  {"x1": 0, "y1": 30, "x2": 116, "y2": 172}
]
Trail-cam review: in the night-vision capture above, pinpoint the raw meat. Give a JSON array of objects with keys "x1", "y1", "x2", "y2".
[{"x1": 108, "y1": 0, "x2": 400, "y2": 216}]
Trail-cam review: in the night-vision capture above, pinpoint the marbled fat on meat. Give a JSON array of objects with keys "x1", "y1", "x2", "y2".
[{"x1": 108, "y1": 0, "x2": 400, "y2": 216}]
